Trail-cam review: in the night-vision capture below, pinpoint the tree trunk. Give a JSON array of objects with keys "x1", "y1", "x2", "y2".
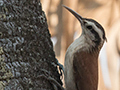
[{"x1": 0, "y1": 0, "x2": 63, "y2": 90}]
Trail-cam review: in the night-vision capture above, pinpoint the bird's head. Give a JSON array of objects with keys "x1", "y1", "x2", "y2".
[{"x1": 63, "y1": 5, "x2": 107, "y2": 50}]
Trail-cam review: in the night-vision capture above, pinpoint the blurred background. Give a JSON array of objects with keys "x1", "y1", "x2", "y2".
[{"x1": 41, "y1": 0, "x2": 120, "y2": 90}]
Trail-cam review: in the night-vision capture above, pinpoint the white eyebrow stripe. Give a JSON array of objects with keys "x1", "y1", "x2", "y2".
[{"x1": 85, "y1": 21, "x2": 103, "y2": 40}]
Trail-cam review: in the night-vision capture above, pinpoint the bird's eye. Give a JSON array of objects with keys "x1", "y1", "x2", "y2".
[{"x1": 86, "y1": 25, "x2": 92, "y2": 29}]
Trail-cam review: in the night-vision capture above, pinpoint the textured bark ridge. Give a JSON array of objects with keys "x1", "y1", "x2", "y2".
[{"x1": 0, "y1": 0, "x2": 62, "y2": 90}]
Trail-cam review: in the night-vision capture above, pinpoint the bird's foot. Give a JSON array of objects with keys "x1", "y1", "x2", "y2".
[
  {"x1": 39, "y1": 69, "x2": 65, "y2": 90},
  {"x1": 56, "y1": 58, "x2": 64, "y2": 79}
]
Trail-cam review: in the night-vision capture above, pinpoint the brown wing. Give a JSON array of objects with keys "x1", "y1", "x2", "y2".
[{"x1": 73, "y1": 51, "x2": 98, "y2": 90}]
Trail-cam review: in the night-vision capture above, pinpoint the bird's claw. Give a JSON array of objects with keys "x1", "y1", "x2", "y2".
[
  {"x1": 40, "y1": 69, "x2": 64, "y2": 90},
  {"x1": 56, "y1": 59, "x2": 64, "y2": 79}
]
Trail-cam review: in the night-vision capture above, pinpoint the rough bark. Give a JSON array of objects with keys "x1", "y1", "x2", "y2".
[{"x1": 0, "y1": 0, "x2": 63, "y2": 90}]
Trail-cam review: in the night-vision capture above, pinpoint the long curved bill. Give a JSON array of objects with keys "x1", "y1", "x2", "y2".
[{"x1": 63, "y1": 5, "x2": 83, "y2": 23}]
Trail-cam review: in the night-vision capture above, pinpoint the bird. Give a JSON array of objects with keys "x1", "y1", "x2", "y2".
[{"x1": 63, "y1": 5, "x2": 107, "y2": 90}]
